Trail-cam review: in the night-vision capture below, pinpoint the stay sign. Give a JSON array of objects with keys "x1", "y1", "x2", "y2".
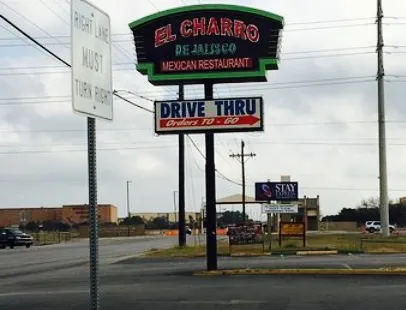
[{"x1": 154, "y1": 96, "x2": 264, "y2": 134}]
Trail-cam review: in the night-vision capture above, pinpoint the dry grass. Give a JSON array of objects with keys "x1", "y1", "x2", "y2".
[{"x1": 145, "y1": 233, "x2": 406, "y2": 257}]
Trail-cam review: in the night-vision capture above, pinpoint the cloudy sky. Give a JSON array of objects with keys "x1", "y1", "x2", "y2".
[{"x1": 1, "y1": 0, "x2": 406, "y2": 220}]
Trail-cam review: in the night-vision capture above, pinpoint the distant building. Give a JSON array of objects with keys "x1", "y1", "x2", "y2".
[
  {"x1": 275, "y1": 196, "x2": 320, "y2": 231},
  {"x1": 132, "y1": 212, "x2": 202, "y2": 223},
  {"x1": 0, "y1": 204, "x2": 118, "y2": 227}
]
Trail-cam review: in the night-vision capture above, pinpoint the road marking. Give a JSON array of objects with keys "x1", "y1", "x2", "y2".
[
  {"x1": 0, "y1": 289, "x2": 88, "y2": 297},
  {"x1": 179, "y1": 300, "x2": 267, "y2": 305},
  {"x1": 342, "y1": 264, "x2": 352, "y2": 270}
]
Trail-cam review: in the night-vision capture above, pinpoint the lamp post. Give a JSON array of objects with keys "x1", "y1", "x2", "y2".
[{"x1": 126, "y1": 180, "x2": 132, "y2": 218}]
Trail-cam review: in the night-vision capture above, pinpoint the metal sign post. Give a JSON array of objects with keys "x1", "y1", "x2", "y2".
[
  {"x1": 71, "y1": 1, "x2": 113, "y2": 309},
  {"x1": 87, "y1": 116, "x2": 98, "y2": 309},
  {"x1": 204, "y1": 83, "x2": 217, "y2": 271}
]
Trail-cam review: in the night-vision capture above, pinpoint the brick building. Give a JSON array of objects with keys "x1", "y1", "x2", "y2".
[{"x1": 0, "y1": 204, "x2": 118, "y2": 227}]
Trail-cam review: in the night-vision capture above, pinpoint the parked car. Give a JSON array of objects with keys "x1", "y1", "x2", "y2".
[
  {"x1": 0, "y1": 228, "x2": 33, "y2": 249},
  {"x1": 365, "y1": 221, "x2": 395, "y2": 233}
]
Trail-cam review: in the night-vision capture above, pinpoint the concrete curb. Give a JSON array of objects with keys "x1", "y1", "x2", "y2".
[
  {"x1": 296, "y1": 250, "x2": 338, "y2": 255},
  {"x1": 194, "y1": 268, "x2": 406, "y2": 276}
]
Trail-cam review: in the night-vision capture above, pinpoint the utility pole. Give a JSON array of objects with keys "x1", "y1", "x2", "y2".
[
  {"x1": 230, "y1": 140, "x2": 256, "y2": 225},
  {"x1": 377, "y1": 0, "x2": 390, "y2": 237},
  {"x1": 126, "y1": 180, "x2": 132, "y2": 218}
]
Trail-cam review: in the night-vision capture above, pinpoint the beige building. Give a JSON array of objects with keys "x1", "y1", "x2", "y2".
[
  {"x1": 0, "y1": 204, "x2": 118, "y2": 227},
  {"x1": 132, "y1": 212, "x2": 201, "y2": 223}
]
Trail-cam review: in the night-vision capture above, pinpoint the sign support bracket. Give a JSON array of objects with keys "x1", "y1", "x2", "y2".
[{"x1": 204, "y1": 82, "x2": 218, "y2": 271}]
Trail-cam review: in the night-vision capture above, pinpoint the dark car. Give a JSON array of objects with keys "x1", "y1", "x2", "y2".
[{"x1": 0, "y1": 228, "x2": 33, "y2": 249}]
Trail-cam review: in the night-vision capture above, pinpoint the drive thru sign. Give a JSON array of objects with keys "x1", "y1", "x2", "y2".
[{"x1": 154, "y1": 97, "x2": 264, "y2": 134}]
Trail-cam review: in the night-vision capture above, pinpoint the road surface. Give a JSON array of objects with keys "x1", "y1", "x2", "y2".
[
  {"x1": 0, "y1": 235, "x2": 180, "y2": 278},
  {"x1": 2, "y1": 254, "x2": 406, "y2": 309},
  {"x1": 2, "y1": 239, "x2": 406, "y2": 310}
]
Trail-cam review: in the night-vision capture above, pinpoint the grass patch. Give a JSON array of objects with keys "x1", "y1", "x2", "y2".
[
  {"x1": 144, "y1": 233, "x2": 406, "y2": 257},
  {"x1": 267, "y1": 233, "x2": 406, "y2": 253},
  {"x1": 145, "y1": 243, "x2": 266, "y2": 257}
]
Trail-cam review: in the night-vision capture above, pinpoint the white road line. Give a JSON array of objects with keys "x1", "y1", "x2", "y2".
[
  {"x1": 342, "y1": 263, "x2": 352, "y2": 270},
  {"x1": 0, "y1": 290, "x2": 88, "y2": 297}
]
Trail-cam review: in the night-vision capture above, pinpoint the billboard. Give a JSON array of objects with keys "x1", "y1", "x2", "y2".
[
  {"x1": 261, "y1": 203, "x2": 298, "y2": 214},
  {"x1": 228, "y1": 225, "x2": 263, "y2": 245},
  {"x1": 154, "y1": 97, "x2": 263, "y2": 134},
  {"x1": 128, "y1": 5, "x2": 284, "y2": 85},
  {"x1": 255, "y1": 181, "x2": 299, "y2": 202},
  {"x1": 280, "y1": 222, "x2": 305, "y2": 237}
]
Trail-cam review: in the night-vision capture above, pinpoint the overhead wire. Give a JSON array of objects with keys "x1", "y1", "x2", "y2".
[
  {"x1": 0, "y1": 14, "x2": 236, "y2": 184},
  {"x1": 0, "y1": 5, "x2": 404, "y2": 192},
  {"x1": 0, "y1": 75, "x2": 377, "y2": 105}
]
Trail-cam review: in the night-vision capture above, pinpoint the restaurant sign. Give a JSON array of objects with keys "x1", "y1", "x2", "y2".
[{"x1": 128, "y1": 5, "x2": 284, "y2": 85}]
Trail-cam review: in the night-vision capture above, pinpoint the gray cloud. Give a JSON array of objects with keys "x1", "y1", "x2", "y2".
[{"x1": 1, "y1": 0, "x2": 406, "y2": 219}]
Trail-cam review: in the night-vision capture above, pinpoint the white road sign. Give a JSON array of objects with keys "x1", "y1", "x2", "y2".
[
  {"x1": 71, "y1": 0, "x2": 113, "y2": 120},
  {"x1": 154, "y1": 97, "x2": 264, "y2": 134},
  {"x1": 261, "y1": 203, "x2": 299, "y2": 214}
]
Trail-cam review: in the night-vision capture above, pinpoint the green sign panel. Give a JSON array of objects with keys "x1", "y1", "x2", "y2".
[{"x1": 129, "y1": 5, "x2": 284, "y2": 85}]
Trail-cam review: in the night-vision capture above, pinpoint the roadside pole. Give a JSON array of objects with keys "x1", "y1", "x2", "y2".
[
  {"x1": 71, "y1": 1, "x2": 113, "y2": 309},
  {"x1": 87, "y1": 116, "x2": 99, "y2": 309},
  {"x1": 204, "y1": 83, "x2": 217, "y2": 271},
  {"x1": 178, "y1": 85, "x2": 186, "y2": 247}
]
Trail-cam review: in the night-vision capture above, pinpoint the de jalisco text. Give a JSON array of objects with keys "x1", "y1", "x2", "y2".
[{"x1": 154, "y1": 17, "x2": 260, "y2": 72}]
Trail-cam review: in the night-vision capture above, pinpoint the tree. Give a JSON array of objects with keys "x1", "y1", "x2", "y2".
[
  {"x1": 358, "y1": 197, "x2": 393, "y2": 209},
  {"x1": 358, "y1": 197, "x2": 379, "y2": 209},
  {"x1": 25, "y1": 221, "x2": 38, "y2": 232},
  {"x1": 120, "y1": 216, "x2": 144, "y2": 226},
  {"x1": 145, "y1": 216, "x2": 170, "y2": 229},
  {"x1": 322, "y1": 197, "x2": 406, "y2": 227},
  {"x1": 217, "y1": 211, "x2": 249, "y2": 227}
]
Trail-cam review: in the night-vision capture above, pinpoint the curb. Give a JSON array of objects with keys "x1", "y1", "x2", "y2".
[
  {"x1": 194, "y1": 268, "x2": 406, "y2": 276},
  {"x1": 296, "y1": 250, "x2": 338, "y2": 256}
]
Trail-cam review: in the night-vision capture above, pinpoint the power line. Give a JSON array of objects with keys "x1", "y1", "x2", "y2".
[
  {"x1": 0, "y1": 53, "x2": 377, "y2": 77},
  {"x1": 4, "y1": 119, "x2": 406, "y2": 134},
  {"x1": 3, "y1": 140, "x2": 406, "y2": 155},
  {"x1": 0, "y1": 76, "x2": 376, "y2": 105},
  {"x1": 186, "y1": 135, "x2": 241, "y2": 185},
  {"x1": 0, "y1": 18, "x2": 378, "y2": 43},
  {"x1": 0, "y1": 12, "x2": 232, "y2": 184}
]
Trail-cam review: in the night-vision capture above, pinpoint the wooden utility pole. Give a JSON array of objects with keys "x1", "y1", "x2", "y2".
[{"x1": 230, "y1": 140, "x2": 256, "y2": 224}]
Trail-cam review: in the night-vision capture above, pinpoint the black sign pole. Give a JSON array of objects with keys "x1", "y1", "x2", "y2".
[
  {"x1": 204, "y1": 82, "x2": 218, "y2": 271},
  {"x1": 87, "y1": 116, "x2": 99, "y2": 310},
  {"x1": 178, "y1": 85, "x2": 186, "y2": 247}
]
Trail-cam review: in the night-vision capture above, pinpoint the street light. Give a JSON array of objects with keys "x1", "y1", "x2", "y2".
[
  {"x1": 126, "y1": 180, "x2": 132, "y2": 218},
  {"x1": 173, "y1": 190, "x2": 178, "y2": 223}
]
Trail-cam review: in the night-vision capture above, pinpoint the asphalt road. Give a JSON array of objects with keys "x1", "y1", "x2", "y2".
[
  {"x1": 0, "y1": 235, "x2": 181, "y2": 278},
  {"x1": 2, "y1": 253, "x2": 406, "y2": 309}
]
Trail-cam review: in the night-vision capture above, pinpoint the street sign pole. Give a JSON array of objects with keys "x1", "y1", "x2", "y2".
[
  {"x1": 204, "y1": 83, "x2": 218, "y2": 271},
  {"x1": 71, "y1": 1, "x2": 113, "y2": 309},
  {"x1": 87, "y1": 116, "x2": 99, "y2": 310}
]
